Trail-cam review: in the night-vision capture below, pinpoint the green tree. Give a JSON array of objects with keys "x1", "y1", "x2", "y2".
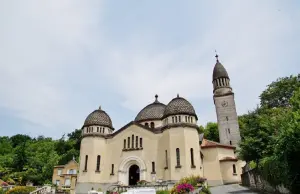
[
  {"x1": 198, "y1": 125, "x2": 205, "y2": 134},
  {"x1": 260, "y1": 74, "x2": 300, "y2": 108},
  {"x1": 10, "y1": 135, "x2": 31, "y2": 148},
  {"x1": 203, "y1": 122, "x2": 219, "y2": 142}
]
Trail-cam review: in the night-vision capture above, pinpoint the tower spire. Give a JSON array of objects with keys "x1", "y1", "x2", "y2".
[{"x1": 215, "y1": 50, "x2": 219, "y2": 63}]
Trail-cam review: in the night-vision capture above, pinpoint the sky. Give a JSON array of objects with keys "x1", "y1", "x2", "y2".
[{"x1": 0, "y1": 0, "x2": 299, "y2": 139}]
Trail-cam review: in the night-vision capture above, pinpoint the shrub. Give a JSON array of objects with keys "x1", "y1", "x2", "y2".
[
  {"x1": 200, "y1": 186, "x2": 211, "y2": 194},
  {"x1": 137, "y1": 180, "x2": 149, "y2": 185},
  {"x1": 175, "y1": 183, "x2": 194, "y2": 194},
  {"x1": 156, "y1": 190, "x2": 170, "y2": 194},
  {"x1": 5, "y1": 186, "x2": 35, "y2": 194},
  {"x1": 0, "y1": 187, "x2": 5, "y2": 194},
  {"x1": 170, "y1": 175, "x2": 207, "y2": 194}
]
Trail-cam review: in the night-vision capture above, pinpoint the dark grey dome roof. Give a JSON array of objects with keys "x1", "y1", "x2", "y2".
[
  {"x1": 212, "y1": 61, "x2": 229, "y2": 80},
  {"x1": 135, "y1": 95, "x2": 166, "y2": 122},
  {"x1": 163, "y1": 95, "x2": 197, "y2": 119},
  {"x1": 83, "y1": 106, "x2": 113, "y2": 129}
]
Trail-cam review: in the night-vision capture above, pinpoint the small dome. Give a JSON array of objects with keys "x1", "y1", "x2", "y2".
[
  {"x1": 83, "y1": 106, "x2": 113, "y2": 129},
  {"x1": 135, "y1": 95, "x2": 166, "y2": 122},
  {"x1": 163, "y1": 95, "x2": 197, "y2": 119},
  {"x1": 212, "y1": 61, "x2": 229, "y2": 81}
]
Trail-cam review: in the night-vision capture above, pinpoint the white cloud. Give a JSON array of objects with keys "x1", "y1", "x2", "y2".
[{"x1": 0, "y1": 0, "x2": 299, "y2": 137}]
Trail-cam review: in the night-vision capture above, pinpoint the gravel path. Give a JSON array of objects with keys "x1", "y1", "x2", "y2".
[{"x1": 210, "y1": 184, "x2": 258, "y2": 194}]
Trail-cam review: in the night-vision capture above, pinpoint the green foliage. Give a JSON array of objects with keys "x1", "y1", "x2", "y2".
[
  {"x1": 239, "y1": 74, "x2": 300, "y2": 193},
  {"x1": 200, "y1": 186, "x2": 211, "y2": 194},
  {"x1": 0, "y1": 129, "x2": 81, "y2": 186},
  {"x1": 198, "y1": 125, "x2": 205, "y2": 134},
  {"x1": 203, "y1": 122, "x2": 219, "y2": 142},
  {"x1": 156, "y1": 190, "x2": 170, "y2": 194},
  {"x1": 5, "y1": 186, "x2": 35, "y2": 194},
  {"x1": 260, "y1": 74, "x2": 300, "y2": 108}
]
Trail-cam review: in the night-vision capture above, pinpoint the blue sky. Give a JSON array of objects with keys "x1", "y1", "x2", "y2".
[{"x1": 0, "y1": 0, "x2": 299, "y2": 139}]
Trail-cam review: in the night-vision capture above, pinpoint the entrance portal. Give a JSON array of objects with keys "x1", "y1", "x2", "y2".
[{"x1": 128, "y1": 164, "x2": 140, "y2": 185}]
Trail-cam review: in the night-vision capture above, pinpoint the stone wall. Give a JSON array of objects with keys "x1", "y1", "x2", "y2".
[{"x1": 241, "y1": 168, "x2": 289, "y2": 194}]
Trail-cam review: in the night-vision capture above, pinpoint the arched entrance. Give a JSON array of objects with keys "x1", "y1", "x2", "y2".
[
  {"x1": 128, "y1": 165, "x2": 140, "y2": 185},
  {"x1": 118, "y1": 156, "x2": 147, "y2": 185}
]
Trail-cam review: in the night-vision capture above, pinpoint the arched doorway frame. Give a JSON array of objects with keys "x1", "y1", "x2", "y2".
[{"x1": 118, "y1": 156, "x2": 147, "y2": 185}]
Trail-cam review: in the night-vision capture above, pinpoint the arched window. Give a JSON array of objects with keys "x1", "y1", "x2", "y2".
[
  {"x1": 150, "y1": 122, "x2": 154, "y2": 128},
  {"x1": 152, "y1": 162, "x2": 156, "y2": 173},
  {"x1": 190, "y1": 148, "x2": 195, "y2": 167},
  {"x1": 97, "y1": 127, "x2": 99, "y2": 132},
  {"x1": 175, "y1": 116, "x2": 178, "y2": 123},
  {"x1": 230, "y1": 140, "x2": 232, "y2": 145},
  {"x1": 178, "y1": 116, "x2": 181, "y2": 122},
  {"x1": 124, "y1": 139, "x2": 126, "y2": 149},
  {"x1": 84, "y1": 155, "x2": 88, "y2": 171},
  {"x1": 96, "y1": 155, "x2": 101, "y2": 171},
  {"x1": 172, "y1": 117, "x2": 174, "y2": 123},
  {"x1": 140, "y1": 137, "x2": 143, "y2": 148},
  {"x1": 128, "y1": 137, "x2": 130, "y2": 148},
  {"x1": 136, "y1": 136, "x2": 138, "y2": 148},
  {"x1": 103, "y1": 128, "x2": 105, "y2": 133},
  {"x1": 132, "y1": 135, "x2": 134, "y2": 148},
  {"x1": 145, "y1": 123, "x2": 149, "y2": 127},
  {"x1": 233, "y1": 164, "x2": 236, "y2": 174},
  {"x1": 165, "y1": 150, "x2": 168, "y2": 168},
  {"x1": 185, "y1": 116, "x2": 187, "y2": 122},
  {"x1": 176, "y1": 148, "x2": 181, "y2": 167}
]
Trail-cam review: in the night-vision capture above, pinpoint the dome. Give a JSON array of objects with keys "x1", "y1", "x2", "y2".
[
  {"x1": 135, "y1": 95, "x2": 166, "y2": 122},
  {"x1": 163, "y1": 95, "x2": 197, "y2": 119},
  {"x1": 83, "y1": 106, "x2": 113, "y2": 129},
  {"x1": 212, "y1": 60, "x2": 229, "y2": 81}
]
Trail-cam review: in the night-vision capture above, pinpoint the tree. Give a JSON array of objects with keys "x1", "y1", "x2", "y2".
[
  {"x1": 198, "y1": 125, "x2": 205, "y2": 134},
  {"x1": 260, "y1": 74, "x2": 300, "y2": 108},
  {"x1": 10, "y1": 134, "x2": 31, "y2": 148},
  {"x1": 203, "y1": 122, "x2": 219, "y2": 142}
]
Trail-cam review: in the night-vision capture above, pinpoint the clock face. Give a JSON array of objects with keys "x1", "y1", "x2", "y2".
[{"x1": 221, "y1": 101, "x2": 228, "y2": 107}]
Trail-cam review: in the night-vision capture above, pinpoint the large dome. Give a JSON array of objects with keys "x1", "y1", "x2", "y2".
[
  {"x1": 163, "y1": 95, "x2": 197, "y2": 119},
  {"x1": 135, "y1": 95, "x2": 166, "y2": 122},
  {"x1": 83, "y1": 106, "x2": 113, "y2": 129}
]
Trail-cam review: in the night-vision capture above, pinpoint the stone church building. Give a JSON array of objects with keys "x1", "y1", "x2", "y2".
[{"x1": 76, "y1": 57, "x2": 245, "y2": 194}]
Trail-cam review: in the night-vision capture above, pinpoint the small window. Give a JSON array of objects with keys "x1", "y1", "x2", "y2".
[
  {"x1": 111, "y1": 164, "x2": 114, "y2": 175},
  {"x1": 84, "y1": 155, "x2": 88, "y2": 171},
  {"x1": 191, "y1": 117, "x2": 193, "y2": 123},
  {"x1": 188, "y1": 117, "x2": 190, "y2": 123},
  {"x1": 128, "y1": 137, "x2": 130, "y2": 148},
  {"x1": 140, "y1": 137, "x2": 143, "y2": 148},
  {"x1": 230, "y1": 141, "x2": 232, "y2": 145},
  {"x1": 57, "y1": 169, "x2": 62, "y2": 175},
  {"x1": 150, "y1": 122, "x2": 154, "y2": 128},
  {"x1": 145, "y1": 123, "x2": 149, "y2": 127},
  {"x1": 185, "y1": 116, "x2": 187, "y2": 122},
  {"x1": 132, "y1": 135, "x2": 134, "y2": 148},
  {"x1": 65, "y1": 178, "x2": 71, "y2": 186},
  {"x1": 96, "y1": 155, "x2": 101, "y2": 171},
  {"x1": 124, "y1": 139, "x2": 126, "y2": 149},
  {"x1": 226, "y1": 116, "x2": 229, "y2": 121},
  {"x1": 178, "y1": 116, "x2": 181, "y2": 122},
  {"x1": 136, "y1": 136, "x2": 138, "y2": 148},
  {"x1": 176, "y1": 148, "x2": 180, "y2": 167},
  {"x1": 233, "y1": 164, "x2": 236, "y2": 174},
  {"x1": 172, "y1": 117, "x2": 174, "y2": 123},
  {"x1": 56, "y1": 180, "x2": 60, "y2": 186},
  {"x1": 228, "y1": 128, "x2": 230, "y2": 134},
  {"x1": 165, "y1": 150, "x2": 168, "y2": 168},
  {"x1": 190, "y1": 148, "x2": 195, "y2": 167},
  {"x1": 152, "y1": 162, "x2": 155, "y2": 173},
  {"x1": 103, "y1": 128, "x2": 105, "y2": 133},
  {"x1": 175, "y1": 116, "x2": 178, "y2": 123},
  {"x1": 97, "y1": 127, "x2": 99, "y2": 132}
]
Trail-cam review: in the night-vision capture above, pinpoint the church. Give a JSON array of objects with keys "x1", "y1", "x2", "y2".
[{"x1": 76, "y1": 56, "x2": 245, "y2": 194}]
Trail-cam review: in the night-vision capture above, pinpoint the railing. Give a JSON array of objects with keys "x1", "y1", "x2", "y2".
[
  {"x1": 109, "y1": 184, "x2": 169, "y2": 193},
  {"x1": 29, "y1": 186, "x2": 50, "y2": 194}
]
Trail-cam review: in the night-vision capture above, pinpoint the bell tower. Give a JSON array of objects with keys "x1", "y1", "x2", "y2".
[{"x1": 212, "y1": 55, "x2": 241, "y2": 147}]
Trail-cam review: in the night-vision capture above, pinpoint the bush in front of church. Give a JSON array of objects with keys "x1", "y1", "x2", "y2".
[
  {"x1": 5, "y1": 186, "x2": 35, "y2": 194},
  {"x1": 170, "y1": 175, "x2": 208, "y2": 194}
]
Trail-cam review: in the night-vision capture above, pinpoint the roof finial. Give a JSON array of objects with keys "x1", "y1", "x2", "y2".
[
  {"x1": 72, "y1": 155, "x2": 75, "y2": 161},
  {"x1": 155, "y1": 94, "x2": 158, "y2": 102},
  {"x1": 99, "y1": 105, "x2": 101, "y2": 110},
  {"x1": 215, "y1": 50, "x2": 219, "y2": 63},
  {"x1": 177, "y1": 93, "x2": 179, "y2": 98}
]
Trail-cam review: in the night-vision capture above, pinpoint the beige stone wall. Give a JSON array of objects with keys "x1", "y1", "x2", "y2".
[
  {"x1": 202, "y1": 148, "x2": 223, "y2": 186},
  {"x1": 220, "y1": 161, "x2": 239, "y2": 184},
  {"x1": 77, "y1": 123, "x2": 203, "y2": 187}
]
